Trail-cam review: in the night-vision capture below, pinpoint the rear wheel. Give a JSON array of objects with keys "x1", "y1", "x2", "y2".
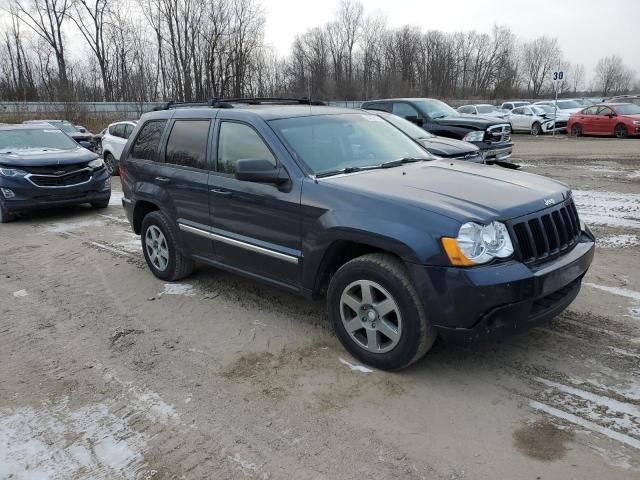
[
  {"x1": 0, "y1": 201, "x2": 16, "y2": 224},
  {"x1": 104, "y1": 152, "x2": 119, "y2": 176},
  {"x1": 327, "y1": 253, "x2": 436, "y2": 371},
  {"x1": 614, "y1": 123, "x2": 628, "y2": 138},
  {"x1": 571, "y1": 123, "x2": 582, "y2": 137},
  {"x1": 141, "y1": 210, "x2": 194, "y2": 281},
  {"x1": 531, "y1": 122, "x2": 542, "y2": 136}
]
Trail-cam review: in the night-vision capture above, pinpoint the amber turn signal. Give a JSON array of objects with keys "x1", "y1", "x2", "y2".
[{"x1": 441, "y1": 237, "x2": 476, "y2": 267}]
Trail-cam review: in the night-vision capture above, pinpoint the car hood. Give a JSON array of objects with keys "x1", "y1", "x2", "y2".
[
  {"x1": 0, "y1": 147, "x2": 97, "y2": 167},
  {"x1": 321, "y1": 160, "x2": 570, "y2": 222},
  {"x1": 418, "y1": 136, "x2": 479, "y2": 157},
  {"x1": 621, "y1": 114, "x2": 640, "y2": 120},
  {"x1": 433, "y1": 114, "x2": 506, "y2": 130}
]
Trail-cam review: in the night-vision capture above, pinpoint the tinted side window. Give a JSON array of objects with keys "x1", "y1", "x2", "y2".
[
  {"x1": 165, "y1": 120, "x2": 210, "y2": 170},
  {"x1": 113, "y1": 124, "x2": 126, "y2": 138},
  {"x1": 363, "y1": 102, "x2": 391, "y2": 113},
  {"x1": 596, "y1": 107, "x2": 613, "y2": 116},
  {"x1": 130, "y1": 120, "x2": 167, "y2": 161},
  {"x1": 392, "y1": 102, "x2": 419, "y2": 118},
  {"x1": 512, "y1": 107, "x2": 524, "y2": 115},
  {"x1": 459, "y1": 106, "x2": 472, "y2": 114},
  {"x1": 217, "y1": 122, "x2": 276, "y2": 175},
  {"x1": 583, "y1": 106, "x2": 598, "y2": 115},
  {"x1": 108, "y1": 125, "x2": 117, "y2": 136}
]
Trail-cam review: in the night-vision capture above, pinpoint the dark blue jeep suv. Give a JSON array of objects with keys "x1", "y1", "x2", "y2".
[
  {"x1": 0, "y1": 124, "x2": 111, "y2": 222},
  {"x1": 120, "y1": 99, "x2": 595, "y2": 370}
]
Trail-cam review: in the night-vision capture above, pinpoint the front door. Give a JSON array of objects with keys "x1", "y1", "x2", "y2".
[{"x1": 207, "y1": 119, "x2": 302, "y2": 287}]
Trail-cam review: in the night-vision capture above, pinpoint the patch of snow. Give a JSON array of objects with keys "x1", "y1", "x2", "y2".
[
  {"x1": 130, "y1": 391, "x2": 178, "y2": 424},
  {"x1": 573, "y1": 190, "x2": 640, "y2": 229},
  {"x1": 45, "y1": 219, "x2": 104, "y2": 233},
  {"x1": 584, "y1": 283, "x2": 640, "y2": 302},
  {"x1": 0, "y1": 400, "x2": 149, "y2": 480},
  {"x1": 530, "y1": 400, "x2": 640, "y2": 450},
  {"x1": 116, "y1": 234, "x2": 142, "y2": 253},
  {"x1": 13, "y1": 289, "x2": 28, "y2": 298},
  {"x1": 160, "y1": 283, "x2": 195, "y2": 297},
  {"x1": 339, "y1": 357, "x2": 373, "y2": 373},
  {"x1": 109, "y1": 190, "x2": 124, "y2": 207},
  {"x1": 629, "y1": 171, "x2": 640, "y2": 179},
  {"x1": 597, "y1": 234, "x2": 640, "y2": 248},
  {"x1": 227, "y1": 453, "x2": 258, "y2": 476},
  {"x1": 588, "y1": 166, "x2": 621, "y2": 174}
]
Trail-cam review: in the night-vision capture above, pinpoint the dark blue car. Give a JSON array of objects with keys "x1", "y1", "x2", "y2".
[
  {"x1": 0, "y1": 124, "x2": 111, "y2": 223},
  {"x1": 120, "y1": 99, "x2": 595, "y2": 370}
]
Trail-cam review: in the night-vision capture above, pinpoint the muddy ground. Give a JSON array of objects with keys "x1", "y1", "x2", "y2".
[{"x1": 1, "y1": 135, "x2": 639, "y2": 479}]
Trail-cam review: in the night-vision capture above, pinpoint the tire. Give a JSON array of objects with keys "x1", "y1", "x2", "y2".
[
  {"x1": 141, "y1": 210, "x2": 194, "y2": 281},
  {"x1": 571, "y1": 123, "x2": 582, "y2": 137},
  {"x1": 327, "y1": 253, "x2": 436, "y2": 371},
  {"x1": 104, "y1": 152, "x2": 119, "y2": 176},
  {"x1": 0, "y1": 201, "x2": 16, "y2": 224},
  {"x1": 531, "y1": 122, "x2": 542, "y2": 136},
  {"x1": 614, "y1": 123, "x2": 628, "y2": 139},
  {"x1": 91, "y1": 198, "x2": 110, "y2": 209}
]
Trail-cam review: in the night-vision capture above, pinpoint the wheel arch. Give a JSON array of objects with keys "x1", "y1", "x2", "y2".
[{"x1": 132, "y1": 200, "x2": 160, "y2": 235}]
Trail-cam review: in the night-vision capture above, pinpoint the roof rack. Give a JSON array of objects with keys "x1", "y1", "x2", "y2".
[{"x1": 154, "y1": 97, "x2": 325, "y2": 111}]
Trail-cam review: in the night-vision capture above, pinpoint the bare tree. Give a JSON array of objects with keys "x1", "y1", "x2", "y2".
[
  {"x1": 594, "y1": 55, "x2": 634, "y2": 96},
  {"x1": 520, "y1": 36, "x2": 561, "y2": 97},
  {"x1": 11, "y1": 0, "x2": 72, "y2": 96}
]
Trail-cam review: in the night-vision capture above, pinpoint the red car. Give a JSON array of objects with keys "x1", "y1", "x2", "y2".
[{"x1": 568, "y1": 103, "x2": 640, "y2": 138}]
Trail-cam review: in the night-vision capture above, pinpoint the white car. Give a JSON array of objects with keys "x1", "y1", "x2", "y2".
[
  {"x1": 508, "y1": 105, "x2": 559, "y2": 135},
  {"x1": 500, "y1": 101, "x2": 530, "y2": 111},
  {"x1": 457, "y1": 104, "x2": 509, "y2": 119},
  {"x1": 101, "y1": 120, "x2": 137, "y2": 175}
]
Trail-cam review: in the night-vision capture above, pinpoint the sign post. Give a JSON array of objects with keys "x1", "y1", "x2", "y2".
[{"x1": 552, "y1": 69, "x2": 564, "y2": 137}]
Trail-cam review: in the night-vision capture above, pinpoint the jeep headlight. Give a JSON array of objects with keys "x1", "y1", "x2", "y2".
[
  {"x1": 463, "y1": 131, "x2": 485, "y2": 142},
  {"x1": 441, "y1": 221, "x2": 514, "y2": 266},
  {"x1": 88, "y1": 158, "x2": 105, "y2": 170},
  {"x1": 0, "y1": 167, "x2": 27, "y2": 177}
]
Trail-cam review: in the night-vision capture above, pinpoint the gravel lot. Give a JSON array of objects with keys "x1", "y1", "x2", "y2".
[{"x1": 1, "y1": 135, "x2": 639, "y2": 479}]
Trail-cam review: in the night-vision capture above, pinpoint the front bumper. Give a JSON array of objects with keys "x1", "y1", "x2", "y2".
[
  {"x1": 0, "y1": 168, "x2": 111, "y2": 212},
  {"x1": 406, "y1": 232, "x2": 595, "y2": 342},
  {"x1": 474, "y1": 142, "x2": 514, "y2": 161}
]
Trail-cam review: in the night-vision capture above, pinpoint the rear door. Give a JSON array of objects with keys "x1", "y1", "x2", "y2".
[
  {"x1": 153, "y1": 118, "x2": 214, "y2": 256},
  {"x1": 576, "y1": 106, "x2": 596, "y2": 133},
  {"x1": 509, "y1": 107, "x2": 527, "y2": 131},
  {"x1": 207, "y1": 117, "x2": 303, "y2": 287}
]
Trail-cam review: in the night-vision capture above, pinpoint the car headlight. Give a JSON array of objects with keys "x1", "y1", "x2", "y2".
[
  {"x1": 463, "y1": 131, "x2": 485, "y2": 142},
  {"x1": 633, "y1": 120, "x2": 640, "y2": 126},
  {"x1": 0, "y1": 167, "x2": 27, "y2": 177},
  {"x1": 88, "y1": 158, "x2": 105, "y2": 169},
  {"x1": 441, "y1": 221, "x2": 514, "y2": 266}
]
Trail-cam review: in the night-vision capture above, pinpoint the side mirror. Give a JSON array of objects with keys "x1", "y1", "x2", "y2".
[
  {"x1": 404, "y1": 115, "x2": 424, "y2": 127},
  {"x1": 606, "y1": 113, "x2": 616, "y2": 118},
  {"x1": 235, "y1": 159, "x2": 289, "y2": 185}
]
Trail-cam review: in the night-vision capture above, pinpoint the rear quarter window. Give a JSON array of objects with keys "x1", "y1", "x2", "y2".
[
  {"x1": 129, "y1": 120, "x2": 167, "y2": 161},
  {"x1": 165, "y1": 120, "x2": 210, "y2": 170}
]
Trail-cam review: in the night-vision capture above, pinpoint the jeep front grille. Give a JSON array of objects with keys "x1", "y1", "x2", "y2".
[{"x1": 510, "y1": 199, "x2": 581, "y2": 264}]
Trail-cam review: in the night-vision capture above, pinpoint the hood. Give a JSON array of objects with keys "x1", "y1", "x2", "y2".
[
  {"x1": 321, "y1": 160, "x2": 570, "y2": 222},
  {"x1": 559, "y1": 108, "x2": 583, "y2": 115},
  {"x1": 433, "y1": 114, "x2": 506, "y2": 130},
  {"x1": 0, "y1": 147, "x2": 97, "y2": 167},
  {"x1": 621, "y1": 114, "x2": 640, "y2": 120},
  {"x1": 418, "y1": 136, "x2": 479, "y2": 157}
]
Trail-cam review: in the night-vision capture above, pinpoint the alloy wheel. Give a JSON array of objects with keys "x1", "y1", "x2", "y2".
[
  {"x1": 145, "y1": 225, "x2": 169, "y2": 271},
  {"x1": 340, "y1": 279, "x2": 402, "y2": 354}
]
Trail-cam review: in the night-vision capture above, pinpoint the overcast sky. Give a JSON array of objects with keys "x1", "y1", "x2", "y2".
[{"x1": 263, "y1": 0, "x2": 639, "y2": 78}]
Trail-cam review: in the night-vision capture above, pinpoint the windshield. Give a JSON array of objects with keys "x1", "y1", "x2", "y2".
[
  {"x1": 531, "y1": 106, "x2": 547, "y2": 115},
  {"x1": 535, "y1": 105, "x2": 555, "y2": 113},
  {"x1": 414, "y1": 99, "x2": 458, "y2": 119},
  {"x1": 270, "y1": 114, "x2": 432, "y2": 175},
  {"x1": 613, "y1": 104, "x2": 640, "y2": 115},
  {"x1": 0, "y1": 128, "x2": 79, "y2": 153},
  {"x1": 477, "y1": 105, "x2": 498, "y2": 113},
  {"x1": 556, "y1": 100, "x2": 581, "y2": 110},
  {"x1": 376, "y1": 112, "x2": 436, "y2": 140}
]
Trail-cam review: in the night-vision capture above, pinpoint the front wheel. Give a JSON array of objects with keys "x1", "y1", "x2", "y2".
[
  {"x1": 531, "y1": 122, "x2": 542, "y2": 136},
  {"x1": 571, "y1": 124, "x2": 582, "y2": 137},
  {"x1": 327, "y1": 253, "x2": 436, "y2": 371},
  {"x1": 614, "y1": 123, "x2": 628, "y2": 139},
  {"x1": 0, "y1": 201, "x2": 16, "y2": 224},
  {"x1": 104, "y1": 152, "x2": 119, "y2": 176},
  {"x1": 141, "y1": 211, "x2": 194, "y2": 281}
]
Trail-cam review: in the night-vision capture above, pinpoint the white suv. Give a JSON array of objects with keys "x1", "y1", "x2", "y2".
[{"x1": 102, "y1": 120, "x2": 137, "y2": 175}]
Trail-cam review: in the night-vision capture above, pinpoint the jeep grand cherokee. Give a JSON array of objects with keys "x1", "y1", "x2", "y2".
[{"x1": 120, "y1": 98, "x2": 595, "y2": 371}]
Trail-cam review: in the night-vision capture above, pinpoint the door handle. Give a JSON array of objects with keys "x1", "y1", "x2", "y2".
[
  {"x1": 210, "y1": 188, "x2": 232, "y2": 198},
  {"x1": 155, "y1": 176, "x2": 171, "y2": 184}
]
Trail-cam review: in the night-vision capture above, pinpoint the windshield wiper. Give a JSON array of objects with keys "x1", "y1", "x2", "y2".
[
  {"x1": 380, "y1": 157, "x2": 425, "y2": 168},
  {"x1": 316, "y1": 165, "x2": 379, "y2": 178}
]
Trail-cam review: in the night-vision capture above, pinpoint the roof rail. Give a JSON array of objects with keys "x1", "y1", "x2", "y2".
[{"x1": 153, "y1": 97, "x2": 326, "y2": 111}]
